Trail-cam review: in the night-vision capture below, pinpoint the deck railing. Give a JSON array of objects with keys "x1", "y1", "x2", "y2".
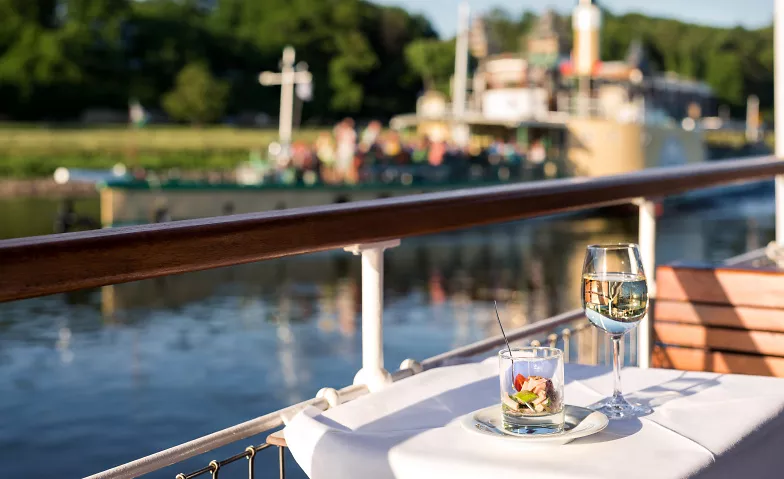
[
  {"x1": 2, "y1": 156, "x2": 784, "y2": 479},
  {"x1": 2, "y1": 156, "x2": 783, "y2": 303},
  {"x1": 97, "y1": 309, "x2": 595, "y2": 479}
]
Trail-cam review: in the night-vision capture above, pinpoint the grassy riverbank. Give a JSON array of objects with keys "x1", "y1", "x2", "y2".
[
  {"x1": 703, "y1": 129, "x2": 774, "y2": 149},
  {"x1": 0, "y1": 125, "x2": 326, "y2": 178},
  {"x1": 0, "y1": 125, "x2": 773, "y2": 179}
]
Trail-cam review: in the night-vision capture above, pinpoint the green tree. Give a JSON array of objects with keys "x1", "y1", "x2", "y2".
[
  {"x1": 0, "y1": 0, "x2": 776, "y2": 122},
  {"x1": 0, "y1": 0, "x2": 82, "y2": 117},
  {"x1": 360, "y1": 5, "x2": 436, "y2": 114},
  {"x1": 207, "y1": 0, "x2": 432, "y2": 117},
  {"x1": 705, "y1": 51, "x2": 744, "y2": 106},
  {"x1": 162, "y1": 62, "x2": 229, "y2": 124},
  {"x1": 483, "y1": 8, "x2": 523, "y2": 53},
  {"x1": 329, "y1": 32, "x2": 378, "y2": 112},
  {"x1": 404, "y1": 39, "x2": 455, "y2": 95}
]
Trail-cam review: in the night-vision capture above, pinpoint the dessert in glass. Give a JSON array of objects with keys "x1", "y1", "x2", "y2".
[{"x1": 499, "y1": 347, "x2": 564, "y2": 434}]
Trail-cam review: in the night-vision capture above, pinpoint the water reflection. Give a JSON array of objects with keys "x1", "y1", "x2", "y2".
[
  {"x1": 0, "y1": 190, "x2": 776, "y2": 479},
  {"x1": 55, "y1": 326, "x2": 74, "y2": 364}
]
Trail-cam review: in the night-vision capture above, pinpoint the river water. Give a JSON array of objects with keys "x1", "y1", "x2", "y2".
[{"x1": 0, "y1": 187, "x2": 776, "y2": 479}]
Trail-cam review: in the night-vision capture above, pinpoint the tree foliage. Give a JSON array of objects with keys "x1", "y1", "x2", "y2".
[
  {"x1": 0, "y1": 0, "x2": 436, "y2": 121},
  {"x1": 486, "y1": 8, "x2": 774, "y2": 118},
  {"x1": 162, "y1": 62, "x2": 229, "y2": 124},
  {"x1": 405, "y1": 39, "x2": 455, "y2": 95},
  {"x1": 481, "y1": 8, "x2": 540, "y2": 54},
  {"x1": 598, "y1": 12, "x2": 774, "y2": 116},
  {"x1": 0, "y1": 0, "x2": 775, "y2": 122}
]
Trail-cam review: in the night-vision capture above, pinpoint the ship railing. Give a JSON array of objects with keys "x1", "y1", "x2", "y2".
[
  {"x1": 97, "y1": 309, "x2": 593, "y2": 479},
  {"x1": 555, "y1": 94, "x2": 603, "y2": 118},
  {"x1": 1, "y1": 156, "x2": 784, "y2": 479},
  {"x1": 86, "y1": 244, "x2": 778, "y2": 479}
]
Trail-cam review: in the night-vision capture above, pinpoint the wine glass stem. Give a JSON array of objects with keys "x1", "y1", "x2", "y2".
[{"x1": 612, "y1": 335, "x2": 623, "y2": 399}]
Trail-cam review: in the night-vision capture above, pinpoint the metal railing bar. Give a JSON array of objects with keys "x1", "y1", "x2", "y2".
[
  {"x1": 278, "y1": 446, "x2": 285, "y2": 479},
  {"x1": 722, "y1": 247, "x2": 769, "y2": 266},
  {"x1": 334, "y1": 384, "x2": 369, "y2": 402},
  {"x1": 2, "y1": 157, "x2": 782, "y2": 303},
  {"x1": 390, "y1": 368, "x2": 417, "y2": 382},
  {"x1": 175, "y1": 463, "x2": 213, "y2": 479},
  {"x1": 247, "y1": 445, "x2": 256, "y2": 479},
  {"x1": 421, "y1": 309, "x2": 583, "y2": 369},
  {"x1": 217, "y1": 450, "x2": 252, "y2": 469},
  {"x1": 86, "y1": 309, "x2": 587, "y2": 479},
  {"x1": 176, "y1": 444, "x2": 272, "y2": 479},
  {"x1": 84, "y1": 396, "x2": 327, "y2": 479},
  {"x1": 176, "y1": 315, "x2": 598, "y2": 479}
]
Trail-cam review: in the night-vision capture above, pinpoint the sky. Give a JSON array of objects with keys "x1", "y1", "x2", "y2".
[{"x1": 372, "y1": 0, "x2": 775, "y2": 38}]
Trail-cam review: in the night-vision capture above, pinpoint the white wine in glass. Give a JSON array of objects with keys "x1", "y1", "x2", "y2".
[{"x1": 581, "y1": 244, "x2": 652, "y2": 419}]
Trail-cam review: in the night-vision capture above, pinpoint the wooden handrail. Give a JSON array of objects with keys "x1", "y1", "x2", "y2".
[{"x1": 1, "y1": 156, "x2": 782, "y2": 302}]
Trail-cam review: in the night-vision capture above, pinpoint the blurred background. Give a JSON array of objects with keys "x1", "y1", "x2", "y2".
[
  {"x1": 0, "y1": 0, "x2": 778, "y2": 478},
  {"x1": 0, "y1": 0, "x2": 774, "y2": 188}
]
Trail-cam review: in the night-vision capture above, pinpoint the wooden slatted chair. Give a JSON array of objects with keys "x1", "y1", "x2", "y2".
[{"x1": 652, "y1": 262, "x2": 784, "y2": 377}]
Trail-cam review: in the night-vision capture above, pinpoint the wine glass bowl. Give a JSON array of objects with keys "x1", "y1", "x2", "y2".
[{"x1": 582, "y1": 244, "x2": 652, "y2": 419}]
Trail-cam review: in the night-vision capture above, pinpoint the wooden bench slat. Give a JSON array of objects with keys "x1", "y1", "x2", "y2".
[
  {"x1": 654, "y1": 322, "x2": 784, "y2": 357},
  {"x1": 656, "y1": 265, "x2": 784, "y2": 308},
  {"x1": 653, "y1": 345, "x2": 784, "y2": 376},
  {"x1": 655, "y1": 300, "x2": 784, "y2": 333}
]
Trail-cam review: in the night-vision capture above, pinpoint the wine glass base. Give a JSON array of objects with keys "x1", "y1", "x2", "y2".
[{"x1": 592, "y1": 396, "x2": 652, "y2": 420}]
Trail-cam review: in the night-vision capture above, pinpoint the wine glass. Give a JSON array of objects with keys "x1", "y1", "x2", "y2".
[{"x1": 581, "y1": 244, "x2": 652, "y2": 419}]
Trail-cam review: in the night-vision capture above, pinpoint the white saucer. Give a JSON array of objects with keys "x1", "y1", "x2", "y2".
[{"x1": 461, "y1": 404, "x2": 609, "y2": 445}]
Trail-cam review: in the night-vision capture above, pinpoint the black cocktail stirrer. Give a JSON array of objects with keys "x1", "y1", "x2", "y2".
[
  {"x1": 496, "y1": 301, "x2": 536, "y2": 413},
  {"x1": 494, "y1": 300, "x2": 514, "y2": 361}
]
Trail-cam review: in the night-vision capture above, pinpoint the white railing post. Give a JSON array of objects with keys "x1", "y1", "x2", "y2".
[
  {"x1": 636, "y1": 198, "x2": 657, "y2": 369},
  {"x1": 345, "y1": 239, "x2": 401, "y2": 391},
  {"x1": 776, "y1": 0, "x2": 784, "y2": 246},
  {"x1": 776, "y1": 176, "x2": 784, "y2": 246}
]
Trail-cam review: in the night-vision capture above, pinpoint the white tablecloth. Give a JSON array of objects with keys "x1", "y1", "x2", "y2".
[{"x1": 284, "y1": 359, "x2": 784, "y2": 479}]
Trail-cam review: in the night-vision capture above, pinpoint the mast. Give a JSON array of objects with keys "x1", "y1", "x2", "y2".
[{"x1": 572, "y1": 0, "x2": 601, "y2": 117}]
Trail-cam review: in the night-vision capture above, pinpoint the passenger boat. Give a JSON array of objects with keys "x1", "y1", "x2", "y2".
[{"x1": 89, "y1": 0, "x2": 764, "y2": 227}]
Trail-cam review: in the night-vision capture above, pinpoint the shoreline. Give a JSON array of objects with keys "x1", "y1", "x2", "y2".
[{"x1": 0, "y1": 179, "x2": 98, "y2": 198}]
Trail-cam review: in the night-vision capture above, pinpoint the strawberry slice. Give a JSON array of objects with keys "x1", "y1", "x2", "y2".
[{"x1": 513, "y1": 373, "x2": 526, "y2": 392}]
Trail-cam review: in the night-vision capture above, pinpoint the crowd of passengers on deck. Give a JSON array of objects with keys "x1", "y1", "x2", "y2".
[{"x1": 255, "y1": 119, "x2": 554, "y2": 186}]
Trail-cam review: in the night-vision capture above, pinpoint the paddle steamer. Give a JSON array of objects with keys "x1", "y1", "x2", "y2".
[{"x1": 92, "y1": 0, "x2": 757, "y2": 227}]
